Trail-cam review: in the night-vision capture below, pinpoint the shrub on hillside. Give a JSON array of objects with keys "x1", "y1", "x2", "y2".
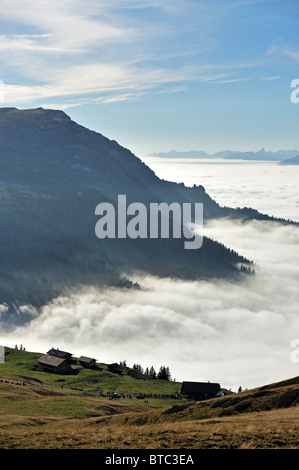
[
  {"x1": 234, "y1": 399, "x2": 252, "y2": 412},
  {"x1": 163, "y1": 403, "x2": 192, "y2": 415},
  {"x1": 276, "y1": 389, "x2": 299, "y2": 408},
  {"x1": 211, "y1": 396, "x2": 243, "y2": 409}
]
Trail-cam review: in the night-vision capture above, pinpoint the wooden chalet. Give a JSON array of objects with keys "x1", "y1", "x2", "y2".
[
  {"x1": 108, "y1": 363, "x2": 119, "y2": 371},
  {"x1": 78, "y1": 356, "x2": 97, "y2": 368},
  {"x1": 38, "y1": 355, "x2": 72, "y2": 373},
  {"x1": 47, "y1": 348, "x2": 73, "y2": 362},
  {"x1": 181, "y1": 381, "x2": 221, "y2": 400}
]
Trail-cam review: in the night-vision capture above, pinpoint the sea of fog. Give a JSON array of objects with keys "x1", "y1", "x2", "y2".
[
  {"x1": 1, "y1": 159, "x2": 299, "y2": 392},
  {"x1": 144, "y1": 158, "x2": 299, "y2": 222}
]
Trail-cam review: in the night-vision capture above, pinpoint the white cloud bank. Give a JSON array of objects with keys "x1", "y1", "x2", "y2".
[{"x1": 1, "y1": 217, "x2": 298, "y2": 392}]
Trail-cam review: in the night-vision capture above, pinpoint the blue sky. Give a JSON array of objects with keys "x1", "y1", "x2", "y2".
[{"x1": 0, "y1": 0, "x2": 298, "y2": 155}]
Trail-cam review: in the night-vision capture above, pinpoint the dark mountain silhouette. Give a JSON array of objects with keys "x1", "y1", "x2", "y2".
[
  {"x1": 151, "y1": 148, "x2": 299, "y2": 161},
  {"x1": 0, "y1": 107, "x2": 221, "y2": 214},
  {"x1": 0, "y1": 107, "x2": 290, "y2": 317}
]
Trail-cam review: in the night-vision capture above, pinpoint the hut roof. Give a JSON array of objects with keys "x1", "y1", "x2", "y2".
[
  {"x1": 47, "y1": 348, "x2": 72, "y2": 359},
  {"x1": 78, "y1": 356, "x2": 96, "y2": 363},
  {"x1": 181, "y1": 381, "x2": 220, "y2": 395},
  {"x1": 38, "y1": 355, "x2": 67, "y2": 368}
]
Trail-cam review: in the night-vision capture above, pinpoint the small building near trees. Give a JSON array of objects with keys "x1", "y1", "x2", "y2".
[
  {"x1": 78, "y1": 356, "x2": 97, "y2": 368},
  {"x1": 47, "y1": 348, "x2": 73, "y2": 363},
  {"x1": 38, "y1": 355, "x2": 72, "y2": 373},
  {"x1": 181, "y1": 381, "x2": 221, "y2": 400}
]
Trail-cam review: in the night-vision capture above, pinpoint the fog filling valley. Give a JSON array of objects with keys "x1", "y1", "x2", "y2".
[{"x1": 1, "y1": 160, "x2": 299, "y2": 391}]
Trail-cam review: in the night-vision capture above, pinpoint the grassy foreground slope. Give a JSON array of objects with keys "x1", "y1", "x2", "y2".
[{"x1": 0, "y1": 347, "x2": 298, "y2": 449}]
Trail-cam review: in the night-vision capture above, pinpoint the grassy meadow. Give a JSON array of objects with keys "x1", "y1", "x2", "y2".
[{"x1": 0, "y1": 347, "x2": 298, "y2": 449}]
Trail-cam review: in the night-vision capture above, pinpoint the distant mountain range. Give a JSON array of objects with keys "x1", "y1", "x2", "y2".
[
  {"x1": 279, "y1": 155, "x2": 299, "y2": 165},
  {"x1": 150, "y1": 148, "x2": 299, "y2": 161},
  {"x1": 0, "y1": 108, "x2": 293, "y2": 318}
]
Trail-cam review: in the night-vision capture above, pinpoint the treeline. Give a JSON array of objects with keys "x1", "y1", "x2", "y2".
[{"x1": 132, "y1": 363, "x2": 172, "y2": 381}]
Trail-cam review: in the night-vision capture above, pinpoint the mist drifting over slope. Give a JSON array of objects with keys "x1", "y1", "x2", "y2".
[{"x1": 1, "y1": 160, "x2": 298, "y2": 392}]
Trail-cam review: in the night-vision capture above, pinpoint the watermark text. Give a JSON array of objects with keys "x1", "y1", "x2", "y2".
[
  {"x1": 290, "y1": 79, "x2": 299, "y2": 104},
  {"x1": 290, "y1": 339, "x2": 299, "y2": 364},
  {"x1": 0, "y1": 346, "x2": 4, "y2": 363},
  {"x1": 95, "y1": 195, "x2": 203, "y2": 249}
]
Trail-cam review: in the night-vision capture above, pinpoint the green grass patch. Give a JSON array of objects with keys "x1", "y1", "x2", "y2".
[
  {"x1": 0, "y1": 347, "x2": 181, "y2": 398},
  {"x1": 1, "y1": 396, "x2": 93, "y2": 419}
]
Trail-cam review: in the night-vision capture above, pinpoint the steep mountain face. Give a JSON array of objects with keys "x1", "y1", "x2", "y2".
[
  {"x1": 279, "y1": 155, "x2": 299, "y2": 165},
  {"x1": 0, "y1": 107, "x2": 156, "y2": 198},
  {"x1": 0, "y1": 107, "x2": 257, "y2": 315},
  {"x1": 0, "y1": 107, "x2": 220, "y2": 213}
]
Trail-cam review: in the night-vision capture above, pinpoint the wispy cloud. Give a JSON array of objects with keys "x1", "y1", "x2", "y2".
[
  {"x1": 0, "y1": 1, "x2": 298, "y2": 108},
  {"x1": 0, "y1": 34, "x2": 84, "y2": 53},
  {"x1": 259, "y1": 76, "x2": 281, "y2": 81},
  {"x1": 282, "y1": 49, "x2": 299, "y2": 61},
  {"x1": 0, "y1": 2, "x2": 244, "y2": 103},
  {"x1": 266, "y1": 41, "x2": 299, "y2": 63},
  {"x1": 158, "y1": 86, "x2": 187, "y2": 94},
  {"x1": 208, "y1": 78, "x2": 251, "y2": 84}
]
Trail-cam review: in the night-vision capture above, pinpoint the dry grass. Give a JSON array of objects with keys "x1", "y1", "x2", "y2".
[
  {"x1": 0, "y1": 407, "x2": 298, "y2": 449},
  {"x1": 0, "y1": 375, "x2": 298, "y2": 449}
]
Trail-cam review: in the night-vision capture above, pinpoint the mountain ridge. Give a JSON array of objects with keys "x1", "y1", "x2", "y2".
[
  {"x1": 0, "y1": 107, "x2": 293, "y2": 316},
  {"x1": 279, "y1": 155, "x2": 299, "y2": 165},
  {"x1": 150, "y1": 148, "x2": 299, "y2": 161}
]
